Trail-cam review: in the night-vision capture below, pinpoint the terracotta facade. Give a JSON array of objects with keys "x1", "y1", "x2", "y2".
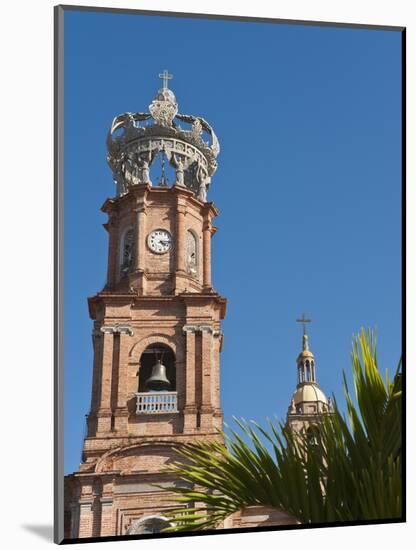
[{"x1": 64, "y1": 183, "x2": 234, "y2": 538}]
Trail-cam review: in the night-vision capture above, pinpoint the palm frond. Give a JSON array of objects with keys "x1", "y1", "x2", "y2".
[{"x1": 163, "y1": 328, "x2": 402, "y2": 530}]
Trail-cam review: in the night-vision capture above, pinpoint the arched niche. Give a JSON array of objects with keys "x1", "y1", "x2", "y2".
[
  {"x1": 306, "y1": 425, "x2": 320, "y2": 447},
  {"x1": 119, "y1": 227, "x2": 134, "y2": 279},
  {"x1": 138, "y1": 343, "x2": 176, "y2": 392},
  {"x1": 127, "y1": 515, "x2": 171, "y2": 535},
  {"x1": 129, "y1": 334, "x2": 178, "y2": 361},
  {"x1": 185, "y1": 229, "x2": 198, "y2": 278}
]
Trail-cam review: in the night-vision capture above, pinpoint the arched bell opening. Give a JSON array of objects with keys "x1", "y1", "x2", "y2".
[
  {"x1": 306, "y1": 425, "x2": 320, "y2": 447},
  {"x1": 305, "y1": 360, "x2": 311, "y2": 382},
  {"x1": 298, "y1": 358, "x2": 317, "y2": 384},
  {"x1": 138, "y1": 343, "x2": 176, "y2": 392}
]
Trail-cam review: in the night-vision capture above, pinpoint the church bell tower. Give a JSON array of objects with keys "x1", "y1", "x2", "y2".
[
  {"x1": 286, "y1": 316, "x2": 333, "y2": 440},
  {"x1": 64, "y1": 72, "x2": 226, "y2": 539}
]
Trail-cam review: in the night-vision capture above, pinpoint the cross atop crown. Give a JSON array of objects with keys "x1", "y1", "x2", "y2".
[
  {"x1": 296, "y1": 313, "x2": 312, "y2": 336},
  {"x1": 158, "y1": 69, "x2": 173, "y2": 90}
]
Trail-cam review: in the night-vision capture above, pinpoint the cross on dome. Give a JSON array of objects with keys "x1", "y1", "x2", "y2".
[
  {"x1": 296, "y1": 313, "x2": 311, "y2": 336},
  {"x1": 158, "y1": 69, "x2": 173, "y2": 90}
]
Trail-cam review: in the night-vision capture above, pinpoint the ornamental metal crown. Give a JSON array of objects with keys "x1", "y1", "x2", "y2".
[{"x1": 106, "y1": 71, "x2": 220, "y2": 202}]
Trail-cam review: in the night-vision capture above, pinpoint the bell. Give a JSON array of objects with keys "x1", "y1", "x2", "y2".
[{"x1": 145, "y1": 359, "x2": 170, "y2": 391}]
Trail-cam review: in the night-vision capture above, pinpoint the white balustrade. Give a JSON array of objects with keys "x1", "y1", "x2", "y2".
[{"x1": 135, "y1": 391, "x2": 178, "y2": 414}]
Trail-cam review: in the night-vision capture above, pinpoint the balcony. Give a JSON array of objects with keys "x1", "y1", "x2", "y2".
[{"x1": 135, "y1": 391, "x2": 178, "y2": 414}]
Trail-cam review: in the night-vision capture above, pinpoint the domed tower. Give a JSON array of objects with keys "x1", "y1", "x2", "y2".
[
  {"x1": 64, "y1": 72, "x2": 226, "y2": 540},
  {"x1": 286, "y1": 315, "x2": 333, "y2": 440}
]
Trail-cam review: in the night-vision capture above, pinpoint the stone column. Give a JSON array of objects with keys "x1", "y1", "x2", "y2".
[
  {"x1": 175, "y1": 338, "x2": 186, "y2": 412},
  {"x1": 212, "y1": 330, "x2": 222, "y2": 411},
  {"x1": 212, "y1": 330, "x2": 223, "y2": 430},
  {"x1": 176, "y1": 204, "x2": 187, "y2": 273},
  {"x1": 202, "y1": 219, "x2": 212, "y2": 290},
  {"x1": 96, "y1": 328, "x2": 114, "y2": 433},
  {"x1": 106, "y1": 216, "x2": 119, "y2": 289},
  {"x1": 90, "y1": 330, "x2": 102, "y2": 411},
  {"x1": 200, "y1": 326, "x2": 213, "y2": 431},
  {"x1": 114, "y1": 326, "x2": 134, "y2": 433},
  {"x1": 87, "y1": 329, "x2": 103, "y2": 436},
  {"x1": 130, "y1": 201, "x2": 147, "y2": 294},
  {"x1": 183, "y1": 325, "x2": 197, "y2": 431},
  {"x1": 134, "y1": 203, "x2": 146, "y2": 272}
]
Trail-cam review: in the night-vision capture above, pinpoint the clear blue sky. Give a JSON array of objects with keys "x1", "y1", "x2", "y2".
[{"x1": 64, "y1": 9, "x2": 402, "y2": 474}]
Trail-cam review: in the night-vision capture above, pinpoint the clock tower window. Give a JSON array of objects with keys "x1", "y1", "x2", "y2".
[
  {"x1": 119, "y1": 227, "x2": 134, "y2": 278},
  {"x1": 186, "y1": 230, "x2": 198, "y2": 277}
]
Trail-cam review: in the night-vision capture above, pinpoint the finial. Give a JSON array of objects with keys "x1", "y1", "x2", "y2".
[
  {"x1": 158, "y1": 69, "x2": 173, "y2": 90},
  {"x1": 296, "y1": 313, "x2": 311, "y2": 351}
]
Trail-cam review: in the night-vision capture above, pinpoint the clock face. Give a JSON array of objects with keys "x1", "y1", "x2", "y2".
[{"x1": 147, "y1": 229, "x2": 172, "y2": 254}]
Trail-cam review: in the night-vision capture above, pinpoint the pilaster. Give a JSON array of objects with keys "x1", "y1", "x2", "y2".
[
  {"x1": 78, "y1": 501, "x2": 94, "y2": 538},
  {"x1": 78, "y1": 479, "x2": 95, "y2": 538},
  {"x1": 87, "y1": 328, "x2": 103, "y2": 436},
  {"x1": 176, "y1": 203, "x2": 186, "y2": 273},
  {"x1": 96, "y1": 329, "x2": 114, "y2": 433},
  {"x1": 183, "y1": 325, "x2": 197, "y2": 431},
  {"x1": 114, "y1": 328, "x2": 133, "y2": 433},
  {"x1": 202, "y1": 218, "x2": 212, "y2": 290},
  {"x1": 69, "y1": 503, "x2": 80, "y2": 539},
  {"x1": 96, "y1": 325, "x2": 133, "y2": 434},
  {"x1": 200, "y1": 326, "x2": 214, "y2": 430},
  {"x1": 131, "y1": 197, "x2": 147, "y2": 294},
  {"x1": 100, "y1": 477, "x2": 115, "y2": 537},
  {"x1": 106, "y1": 213, "x2": 119, "y2": 289}
]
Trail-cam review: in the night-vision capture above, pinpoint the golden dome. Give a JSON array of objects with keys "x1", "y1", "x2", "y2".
[
  {"x1": 297, "y1": 349, "x2": 314, "y2": 359},
  {"x1": 292, "y1": 383, "x2": 328, "y2": 405}
]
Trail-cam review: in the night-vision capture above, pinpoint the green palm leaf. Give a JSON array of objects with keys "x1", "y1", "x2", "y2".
[{"x1": 162, "y1": 329, "x2": 402, "y2": 531}]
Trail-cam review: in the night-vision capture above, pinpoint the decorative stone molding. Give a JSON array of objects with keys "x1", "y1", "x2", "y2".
[
  {"x1": 106, "y1": 73, "x2": 219, "y2": 201},
  {"x1": 100, "y1": 326, "x2": 115, "y2": 334},
  {"x1": 182, "y1": 325, "x2": 198, "y2": 333},
  {"x1": 183, "y1": 324, "x2": 221, "y2": 335},
  {"x1": 117, "y1": 325, "x2": 134, "y2": 336},
  {"x1": 100, "y1": 325, "x2": 134, "y2": 336}
]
